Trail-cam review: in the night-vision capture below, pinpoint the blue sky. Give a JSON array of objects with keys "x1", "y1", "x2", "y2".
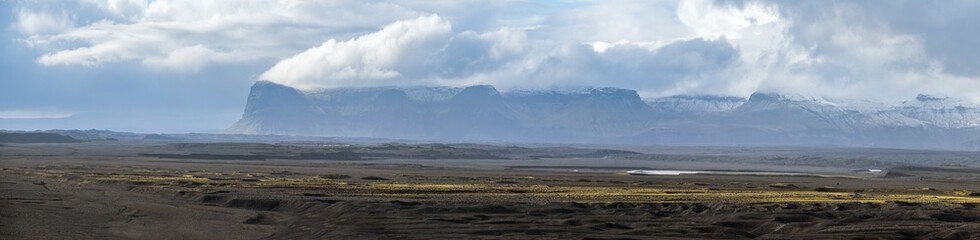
[{"x1": 2, "y1": 0, "x2": 979, "y2": 133}]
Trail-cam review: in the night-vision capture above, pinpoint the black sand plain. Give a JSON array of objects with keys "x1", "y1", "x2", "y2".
[{"x1": 2, "y1": 141, "x2": 979, "y2": 239}]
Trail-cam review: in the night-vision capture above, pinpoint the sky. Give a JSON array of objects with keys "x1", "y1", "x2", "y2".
[{"x1": 2, "y1": 0, "x2": 979, "y2": 133}]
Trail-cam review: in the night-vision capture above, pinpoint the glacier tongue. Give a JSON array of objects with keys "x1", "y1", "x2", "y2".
[{"x1": 228, "y1": 81, "x2": 980, "y2": 150}]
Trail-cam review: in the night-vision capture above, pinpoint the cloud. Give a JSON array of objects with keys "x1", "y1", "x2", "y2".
[
  {"x1": 260, "y1": 15, "x2": 452, "y2": 89},
  {"x1": 9, "y1": 0, "x2": 980, "y2": 101},
  {"x1": 438, "y1": 27, "x2": 528, "y2": 79},
  {"x1": 258, "y1": 13, "x2": 739, "y2": 94},
  {"x1": 82, "y1": 0, "x2": 147, "y2": 20},
  {"x1": 678, "y1": 0, "x2": 779, "y2": 40},
  {"x1": 475, "y1": 37, "x2": 740, "y2": 95},
  {"x1": 21, "y1": 0, "x2": 425, "y2": 71},
  {"x1": 766, "y1": 0, "x2": 980, "y2": 77},
  {"x1": 142, "y1": 45, "x2": 218, "y2": 72},
  {"x1": 0, "y1": 109, "x2": 74, "y2": 119},
  {"x1": 14, "y1": 9, "x2": 73, "y2": 36},
  {"x1": 714, "y1": 0, "x2": 980, "y2": 100},
  {"x1": 540, "y1": 0, "x2": 692, "y2": 43}
]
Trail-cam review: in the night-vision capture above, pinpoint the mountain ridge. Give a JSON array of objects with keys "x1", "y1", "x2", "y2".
[{"x1": 228, "y1": 81, "x2": 980, "y2": 150}]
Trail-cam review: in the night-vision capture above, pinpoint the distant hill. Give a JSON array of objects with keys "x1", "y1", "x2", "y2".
[
  {"x1": 0, "y1": 132, "x2": 80, "y2": 143},
  {"x1": 226, "y1": 81, "x2": 980, "y2": 150}
]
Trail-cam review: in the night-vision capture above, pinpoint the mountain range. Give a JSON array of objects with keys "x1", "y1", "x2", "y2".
[{"x1": 228, "y1": 81, "x2": 980, "y2": 150}]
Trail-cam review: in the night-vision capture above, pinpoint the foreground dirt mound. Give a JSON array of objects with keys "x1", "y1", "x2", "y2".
[{"x1": 254, "y1": 200, "x2": 979, "y2": 239}]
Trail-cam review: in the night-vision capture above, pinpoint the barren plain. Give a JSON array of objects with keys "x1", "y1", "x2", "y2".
[{"x1": 2, "y1": 142, "x2": 979, "y2": 239}]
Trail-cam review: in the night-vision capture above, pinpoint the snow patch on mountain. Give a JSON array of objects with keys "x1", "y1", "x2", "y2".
[
  {"x1": 898, "y1": 94, "x2": 980, "y2": 128},
  {"x1": 644, "y1": 95, "x2": 746, "y2": 113}
]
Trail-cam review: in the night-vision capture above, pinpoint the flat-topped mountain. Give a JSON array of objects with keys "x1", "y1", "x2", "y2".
[
  {"x1": 228, "y1": 81, "x2": 980, "y2": 150},
  {"x1": 228, "y1": 81, "x2": 655, "y2": 142}
]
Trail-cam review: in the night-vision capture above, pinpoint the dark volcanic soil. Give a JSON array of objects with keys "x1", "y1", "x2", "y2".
[{"x1": 2, "y1": 142, "x2": 979, "y2": 239}]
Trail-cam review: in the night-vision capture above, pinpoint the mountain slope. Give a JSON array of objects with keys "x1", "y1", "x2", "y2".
[{"x1": 227, "y1": 81, "x2": 328, "y2": 134}]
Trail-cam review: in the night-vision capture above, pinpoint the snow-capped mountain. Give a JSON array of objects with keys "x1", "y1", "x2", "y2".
[
  {"x1": 897, "y1": 94, "x2": 980, "y2": 129},
  {"x1": 228, "y1": 81, "x2": 980, "y2": 150}
]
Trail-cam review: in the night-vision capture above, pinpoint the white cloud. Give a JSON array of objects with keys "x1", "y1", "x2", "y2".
[
  {"x1": 258, "y1": 13, "x2": 739, "y2": 93},
  {"x1": 22, "y1": 0, "x2": 424, "y2": 71},
  {"x1": 541, "y1": 0, "x2": 692, "y2": 43},
  {"x1": 83, "y1": 0, "x2": 148, "y2": 20},
  {"x1": 14, "y1": 9, "x2": 73, "y2": 36},
  {"x1": 142, "y1": 45, "x2": 217, "y2": 72},
  {"x1": 726, "y1": 0, "x2": 980, "y2": 100},
  {"x1": 0, "y1": 109, "x2": 74, "y2": 119},
  {"x1": 678, "y1": 0, "x2": 779, "y2": 40},
  {"x1": 10, "y1": 0, "x2": 980, "y2": 101},
  {"x1": 260, "y1": 15, "x2": 452, "y2": 89}
]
